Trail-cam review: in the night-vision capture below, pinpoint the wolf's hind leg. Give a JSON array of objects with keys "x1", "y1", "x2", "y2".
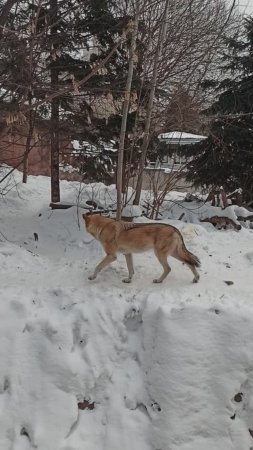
[
  {"x1": 186, "y1": 263, "x2": 200, "y2": 283},
  {"x1": 172, "y1": 249, "x2": 200, "y2": 283},
  {"x1": 153, "y1": 250, "x2": 171, "y2": 283}
]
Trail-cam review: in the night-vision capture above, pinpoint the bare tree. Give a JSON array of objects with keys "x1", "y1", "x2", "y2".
[
  {"x1": 131, "y1": 0, "x2": 238, "y2": 205},
  {"x1": 133, "y1": 0, "x2": 169, "y2": 205},
  {"x1": 22, "y1": 2, "x2": 39, "y2": 183},
  {"x1": 116, "y1": 0, "x2": 139, "y2": 220},
  {"x1": 144, "y1": 160, "x2": 189, "y2": 220},
  {"x1": 0, "y1": 0, "x2": 239, "y2": 208},
  {"x1": 50, "y1": 0, "x2": 60, "y2": 202}
]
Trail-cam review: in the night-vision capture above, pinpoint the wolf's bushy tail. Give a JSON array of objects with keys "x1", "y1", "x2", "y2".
[{"x1": 178, "y1": 240, "x2": 201, "y2": 267}]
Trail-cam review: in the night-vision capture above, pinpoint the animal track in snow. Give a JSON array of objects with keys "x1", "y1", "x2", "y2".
[
  {"x1": 230, "y1": 374, "x2": 253, "y2": 442},
  {"x1": 124, "y1": 306, "x2": 143, "y2": 331}
]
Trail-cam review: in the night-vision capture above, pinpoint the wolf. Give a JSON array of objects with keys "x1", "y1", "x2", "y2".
[{"x1": 83, "y1": 214, "x2": 200, "y2": 284}]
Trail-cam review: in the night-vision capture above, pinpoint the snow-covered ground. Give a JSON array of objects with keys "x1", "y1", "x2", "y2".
[{"x1": 0, "y1": 170, "x2": 253, "y2": 450}]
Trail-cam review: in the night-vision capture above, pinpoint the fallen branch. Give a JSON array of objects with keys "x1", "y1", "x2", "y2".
[
  {"x1": 200, "y1": 216, "x2": 241, "y2": 231},
  {"x1": 142, "y1": 200, "x2": 162, "y2": 218},
  {"x1": 50, "y1": 202, "x2": 79, "y2": 210},
  {"x1": 178, "y1": 213, "x2": 185, "y2": 220},
  {"x1": 49, "y1": 202, "x2": 116, "y2": 215},
  {"x1": 237, "y1": 215, "x2": 253, "y2": 222}
]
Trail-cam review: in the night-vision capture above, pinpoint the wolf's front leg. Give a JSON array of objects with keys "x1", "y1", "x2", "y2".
[
  {"x1": 88, "y1": 254, "x2": 116, "y2": 280},
  {"x1": 122, "y1": 253, "x2": 134, "y2": 283}
]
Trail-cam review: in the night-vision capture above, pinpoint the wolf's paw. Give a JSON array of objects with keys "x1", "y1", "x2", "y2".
[
  {"x1": 122, "y1": 278, "x2": 132, "y2": 284},
  {"x1": 193, "y1": 276, "x2": 199, "y2": 283},
  {"x1": 88, "y1": 274, "x2": 96, "y2": 281},
  {"x1": 153, "y1": 278, "x2": 162, "y2": 284}
]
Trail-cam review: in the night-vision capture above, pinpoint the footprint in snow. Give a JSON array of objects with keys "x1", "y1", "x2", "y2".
[
  {"x1": 124, "y1": 306, "x2": 143, "y2": 331},
  {"x1": 230, "y1": 375, "x2": 253, "y2": 441}
]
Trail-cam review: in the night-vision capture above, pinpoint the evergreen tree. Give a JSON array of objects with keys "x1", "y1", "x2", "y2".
[
  {"x1": 0, "y1": 0, "x2": 137, "y2": 190},
  {"x1": 0, "y1": 0, "x2": 149, "y2": 184},
  {"x1": 182, "y1": 18, "x2": 253, "y2": 203}
]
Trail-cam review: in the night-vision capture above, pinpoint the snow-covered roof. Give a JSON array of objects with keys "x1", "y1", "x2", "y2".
[
  {"x1": 158, "y1": 131, "x2": 207, "y2": 143},
  {"x1": 71, "y1": 140, "x2": 117, "y2": 153}
]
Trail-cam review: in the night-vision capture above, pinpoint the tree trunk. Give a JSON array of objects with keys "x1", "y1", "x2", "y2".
[
  {"x1": 23, "y1": 81, "x2": 34, "y2": 183},
  {"x1": 116, "y1": 1, "x2": 139, "y2": 220},
  {"x1": 50, "y1": 97, "x2": 60, "y2": 202},
  {"x1": 133, "y1": 0, "x2": 169, "y2": 205},
  {"x1": 50, "y1": 0, "x2": 60, "y2": 203},
  {"x1": 23, "y1": 5, "x2": 36, "y2": 184},
  {"x1": 22, "y1": 111, "x2": 34, "y2": 183}
]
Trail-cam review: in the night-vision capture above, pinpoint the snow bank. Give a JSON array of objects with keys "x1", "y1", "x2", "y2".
[
  {"x1": 122, "y1": 204, "x2": 143, "y2": 218},
  {"x1": 0, "y1": 169, "x2": 253, "y2": 449},
  {"x1": 143, "y1": 301, "x2": 253, "y2": 450}
]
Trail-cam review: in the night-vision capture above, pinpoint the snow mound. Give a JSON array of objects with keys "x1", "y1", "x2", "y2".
[
  {"x1": 0, "y1": 169, "x2": 253, "y2": 449},
  {"x1": 122, "y1": 204, "x2": 143, "y2": 218},
  {"x1": 143, "y1": 301, "x2": 253, "y2": 450}
]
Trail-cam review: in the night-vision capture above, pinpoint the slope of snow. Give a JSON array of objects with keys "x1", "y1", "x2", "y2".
[{"x1": 0, "y1": 169, "x2": 253, "y2": 450}]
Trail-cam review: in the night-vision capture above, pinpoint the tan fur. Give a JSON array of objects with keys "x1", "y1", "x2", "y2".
[{"x1": 82, "y1": 214, "x2": 200, "y2": 284}]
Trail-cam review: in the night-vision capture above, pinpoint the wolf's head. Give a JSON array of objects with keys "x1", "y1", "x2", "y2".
[
  {"x1": 82, "y1": 213, "x2": 111, "y2": 238},
  {"x1": 82, "y1": 213, "x2": 94, "y2": 234}
]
